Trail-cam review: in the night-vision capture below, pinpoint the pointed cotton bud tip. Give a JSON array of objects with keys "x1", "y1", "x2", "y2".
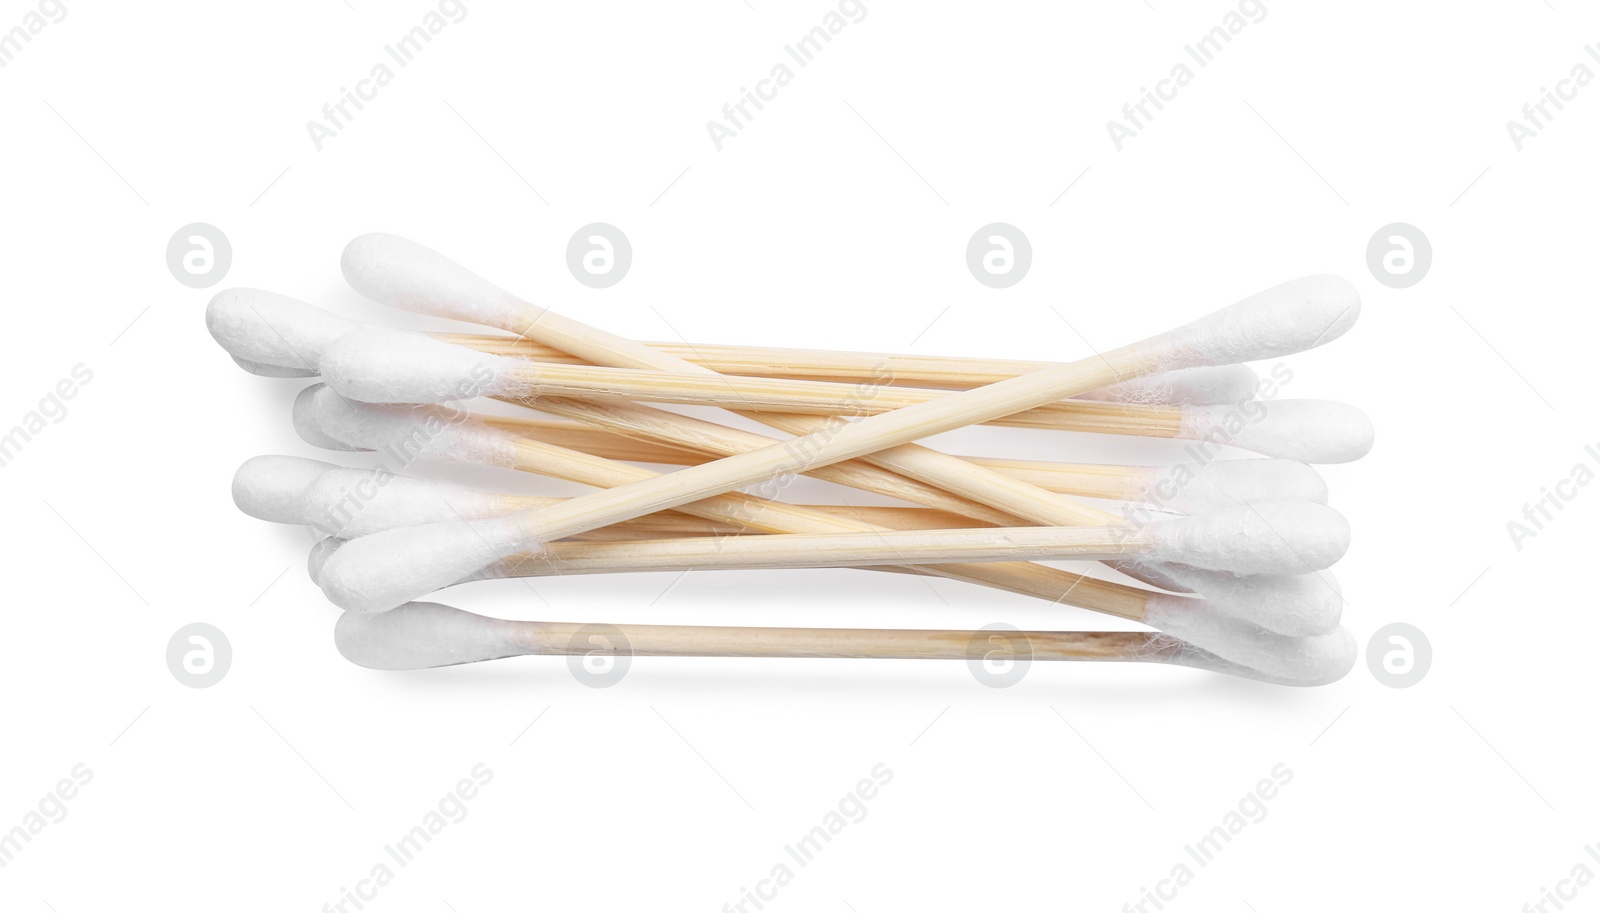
[
  {"x1": 318, "y1": 517, "x2": 531, "y2": 613},
  {"x1": 1159, "y1": 627, "x2": 1356, "y2": 686},
  {"x1": 205, "y1": 288, "x2": 362, "y2": 372},
  {"x1": 1145, "y1": 608, "x2": 1357, "y2": 686},
  {"x1": 341, "y1": 233, "x2": 528, "y2": 331},
  {"x1": 1160, "y1": 275, "x2": 1360, "y2": 368},
  {"x1": 335, "y1": 602, "x2": 530, "y2": 670}
]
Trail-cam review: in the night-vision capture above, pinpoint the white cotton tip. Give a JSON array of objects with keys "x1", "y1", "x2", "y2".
[
  {"x1": 318, "y1": 516, "x2": 531, "y2": 613},
  {"x1": 1156, "y1": 629, "x2": 1356, "y2": 686},
  {"x1": 231, "y1": 455, "x2": 339, "y2": 524},
  {"x1": 291, "y1": 386, "x2": 368, "y2": 453},
  {"x1": 205, "y1": 288, "x2": 363, "y2": 372},
  {"x1": 291, "y1": 384, "x2": 520, "y2": 466},
  {"x1": 335, "y1": 602, "x2": 530, "y2": 670},
  {"x1": 1143, "y1": 502, "x2": 1349, "y2": 575},
  {"x1": 1179, "y1": 399, "x2": 1375, "y2": 463},
  {"x1": 1156, "y1": 566, "x2": 1344, "y2": 636},
  {"x1": 232, "y1": 356, "x2": 317, "y2": 378},
  {"x1": 320, "y1": 327, "x2": 508, "y2": 404},
  {"x1": 1143, "y1": 605, "x2": 1356, "y2": 686},
  {"x1": 291, "y1": 384, "x2": 369, "y2": 452},
  {"x1": 302, "y1": 468, "x2": 509, "y2": 537},
  {"x1": 1135, "y1": 460, "x2": 1328, "y2": 514},
  {"x1": 342, "y1": 233, "x2": 528, "y2": 331},
  {"x1": 307, "y1": 536, "x2": 342, "y2": 586},
  {"x1": 1160, "y1": 275, "x2": 1360, "y2": 368},
  {"x1": 1086, "y1": 365, "x2": 1260, "y2": 406}
]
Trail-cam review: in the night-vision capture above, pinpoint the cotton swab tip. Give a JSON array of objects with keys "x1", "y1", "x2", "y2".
[
  {"x1": 1181, "y1": 399, "x2": 1374, "y2": 463},
  {"x1": 232, "y1": 356, "x2": 317, "y2": 378},
  {"x1": 1148, "y1": 609, "x2": 1356, "y2": 686},
  {"x1": 318, "y1": 517, "x2": 531, "y2": 613},
  {"x1": 302, "y1": 469, "x2": 506, "y2": 537},
  {"x1": 307, "y1": 536, "x2": 342, "y2": 585},
  {"x1": 291, "y1": 384, "x2": 368, "y2": 452},
  {"x1": 1167, "y1": 626, "x2": 1356, "y2": 686},
  {"x1": 1157, "y1": 567, "x2": 1344, "y2": 636},
  {"x1": 320, "y1": 327, "x2": 505, "y2": 404},
  {"x1": 206, "y1": 288, "x2": 360, "y2": 372},
  {"x1": 291, "y1": 384, "x2": 519, "y2": 465},
  {"x1": 231, "y1": 455, "x2": 337, "y2": 524},
  {"x1": 1137, "y1": 459, "x2": 1328, "y2": 513},
  {"x1": 1161, "y1": 275, "x2": 1360, "y2": 368},
  {"x1": 335, "y1": 601, "x2": 529, "y2": 670},
  {"x1": 1146, "y1": 501, "x2": 1349, "y2": 575},
  {"x1": 342, "y1": 233, "x2": 526, "y2": 330}
]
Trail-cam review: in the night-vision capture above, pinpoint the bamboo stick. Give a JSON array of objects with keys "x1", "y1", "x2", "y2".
[{"x1": 492, "y1": 361, "x2": 1186, "y2": 435}]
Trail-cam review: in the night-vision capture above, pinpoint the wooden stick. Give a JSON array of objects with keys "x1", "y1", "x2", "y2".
[
  {"x1": 487, "y1": 526, "x2": 1152, "y2": 574},
  {"x1": 435, "y1": 333, "x2": 1230, "y2": 394},
  {"x1": 494, "y1": 361, "x2": 1186, "y2": 434},
  {"x1": 560, "y1": 503, "x2": 985, "y2": 539},
  {"x1": 526, "y1": 622, "x2": 1142, "y2": 661},
  {"x1": 500, "y1": 352, "x2": 1146, "y2": 542},
  {"x1": 466, "y1": 508, "x2": 1342, "y2": 577},
  {"x1": 515, "y1": 395, "x2": 1024, "y2": 527},
  {"x1": 535, "y1": 504, "x2": 985, "y2": 540},
  {"x1": 483, "y1": 415, "x2": 1157, "y2": 501},
  {"x1": 502, "y1": 433, "x2": 1150, "y2": 620},
  {"x1": 491, "y1": 394, "x2": 1196, "y2": 592},
  {"x1": 336, "y1": 602, "x2": 1181, "y2": 667},
  {"x1": 333, "y1": 603, "x2": 1349, "y2": 685},
  {"x1": 433, "y1": 333, "x2": 1086, "y2": 384}
]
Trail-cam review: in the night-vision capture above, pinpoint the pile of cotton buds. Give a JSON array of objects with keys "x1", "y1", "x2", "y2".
[{"x1": 212, "y1": 234, "x2": 1371, "y2": 686}]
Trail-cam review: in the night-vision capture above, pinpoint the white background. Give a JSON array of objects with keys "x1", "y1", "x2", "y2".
[{"x1": 2, "y1": 1, "x2": 1597, "y2": 910}]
